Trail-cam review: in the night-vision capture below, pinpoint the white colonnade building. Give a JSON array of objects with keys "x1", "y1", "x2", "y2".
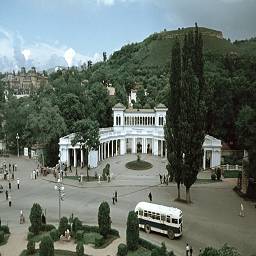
[{"x1": 59, "y1": 103, "x2": 221, "y2": 170}]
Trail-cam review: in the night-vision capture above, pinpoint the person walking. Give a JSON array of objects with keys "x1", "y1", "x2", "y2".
[
  {"x1": 17, "y1": 178, "x2": 20, "y2": 189},
  {"x1": 186, "y1": 243, "x2": 190, "y2": 256},
  {"x1": 115, "y1": 191, "x2": 118, "y2": 203},
  {"x1": 5, "y1": 190, "x2": 8, "y2": 200},
  {"x1": 8, "y1": 181, "x2": 11, "y2": 190},
  {"x1": 163, "y1": 174, "x2": 166, "y2": 184},
  {"x1": 112, "y1": 193, "x2": 115, "y2": 205},
  {"x1": 159, "y1": 174, "x2": 162, "y2": 184},
  {"x1": 240, "y1": 203, "x2": 245, "y2": 217},
  {"x1": 189, "y1": 246, "x2": 193, "y2": 256},
  {"x1": 148, "y1": 192, "x2": 152, "y2": 202},
  {"x1": 8, "y1": 193, "x2": 12, "y2": 207}
]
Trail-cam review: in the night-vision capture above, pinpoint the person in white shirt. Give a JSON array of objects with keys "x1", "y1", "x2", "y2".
[{"x1": 17, "y1": 178, "x2": 20, "y2": 189}]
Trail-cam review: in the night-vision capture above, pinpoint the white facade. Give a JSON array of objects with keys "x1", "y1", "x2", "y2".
[{"x1": 59, "y1": 103, "x2": 221, "y2": 170}]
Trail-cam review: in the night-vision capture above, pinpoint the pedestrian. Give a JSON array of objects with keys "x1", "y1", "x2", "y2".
[
  {"x1": 98, "y1": 175, "x2": 101, "y2": 184},
  {"x1": 8, "y1": 193, "x2": 11, "y2": 207},
  {"x1": 12, "y1": 164, "x2": 14, "y2": 172},
  {"x1": 163, "y1": 174, "x2": 166, "y2": 184},
  {"x1": 159, "y1": 174, "x2": 162, "y2": 184},
  {"x1": 14, "y1": 163, "x2": 17, "y2": 171},
  {"x1": 69, "y1": 165, "x2": 72, "y2": 172},
  {"x1": 17, "y1": 178, "x2": 20, "y2": 189},
  {"x1": 75, "y1": 166, "x2": 78, "y2": 176},
  {"x1": 240, "y1": 203, "x2": 245, "y2": 217},
  {"x1": 12, "y1": 172, "x2": 14, "y2": 180},
  {"x1": 5, "y1": 190, "x2": 8, "y2": 200},
  {"x1": 32, "y1": 170, "x2": 35, "y2": 180},
  {"x1": 112, "y1": 193, "x2": 115, "y2": 205},
  {"x1": 36, "y1": 168, "x2": 39, "y2": 177},
  {"x1": 9, "y1": 163, "x2": 11, "y2": 172},
  {"x1": 186, "y1": 243, "x2": 190, "y2": 256},
  {"x1": 107, "y1": 175, "x2": 110, "y2": 183},
  {"x1": 115, "y1": 191, "x2": 117, "y2": 202},
  {"x1": 148, "y1": 192, "x2": 152, "y2": 202},
  {"x1": 8, "y1": 181, "x2": 11, "y2": 190},
  {"x1": 189, "y1": 246, "x2": 193, "y2": 256}
]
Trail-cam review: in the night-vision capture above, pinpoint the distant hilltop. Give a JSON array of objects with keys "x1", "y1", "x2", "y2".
[{"x1": 146, "y1": 27, "x2": 223, "y2": 42}]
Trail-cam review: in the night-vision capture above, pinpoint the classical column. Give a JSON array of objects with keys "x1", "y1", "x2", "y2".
[
  {"x1": 101, "y1": 143, "x2": 103, "y2": 161},
  {"x1": 203, "y1": 149, "x2": 206, "y2": 170},
  {"x1": 107, "y1": 142, "x2": 110, "y2": 158},
  {"x1": 73, "y1": 148, "x2": 77, "y2": 167},
  {"x1": 115, "y1": 140, "x2": 118, "y2": 156},
  {"x1": 104, "y1": 143, "x2": 107, "y2": 159},
  {"x1": 80, "y1": 148, "x2": 84, "y2": 167},
  {"x1": 132, "y1": 137, "x2": 136, "y2": 153},
  {"x1": 160, "y1": 140, "x2": 163, "y2": 157},
  {"x1": 67, "y1": 149, "x2": 70, "y2": 167},
  {"x1": 111, "y1": 140, "x2": 113, "y2": 157}
]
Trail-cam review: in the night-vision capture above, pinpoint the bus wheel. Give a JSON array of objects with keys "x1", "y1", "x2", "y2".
[
  {"x1": 145, "y1": 224, "x2": 151, "y2": 234},
  {"x1": 167, "y1": 229, "x2": 175, "y2": 240}
]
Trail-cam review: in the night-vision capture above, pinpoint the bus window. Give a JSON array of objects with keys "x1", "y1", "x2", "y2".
[
  {"x1": 148, "y1": 211, "x2": 152, "y2": 218},
  {"x1": 172, "y1": 219, "x2": 178, "y2": 224},
  {"x1": 144, "y1": 211, "x2": 148, "y2": 217},
  {"x1": 151, "y1": 212, "x2": 156, "y2": 219},
  {"x1": 139, "y1": 210, "x2": 143, "y2": 216},
  {"x1": 179, "y1": 218, "x2": 182, "y2": 224},
  {"x1": 156, "y1": 214, "x2": 160, "y2": 220},
  {"x1": 161, "y1": 214, "x2": 166, "y2": 221},
  {"x1": 167, "y1": 216, "x2": 170, "y2": 223},
  {"x1": 135, "y1": 211, "x2": 138, "y2": 216}
]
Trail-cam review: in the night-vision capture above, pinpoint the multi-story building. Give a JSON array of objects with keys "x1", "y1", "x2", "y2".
[{"x1": 59, "y1": 103, "x2": 221, "y2": 169}]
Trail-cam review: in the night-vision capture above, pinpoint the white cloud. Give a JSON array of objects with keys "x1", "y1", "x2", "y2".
[
  {"x1": 0, "y1": 27, "x2": 102, "y2": 72},
  {"x1": 22, "y1": 49, "x2": 31, "y2": 61}
]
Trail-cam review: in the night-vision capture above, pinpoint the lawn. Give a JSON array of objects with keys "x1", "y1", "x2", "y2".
[
  {"x1": 224, "y1": 170, "x2": 241, "y2": 178},
  {"x1": 83, "y1": 232, "x2": 102, "y2": 244},
  {"x1": 127, "y1": 246, "x2": 151, "y2": 256},
  {"x1": 125, "y1": 160, "x2": 153, "y2": 170}
]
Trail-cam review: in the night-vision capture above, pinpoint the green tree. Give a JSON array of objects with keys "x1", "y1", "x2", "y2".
[
  {"x1": 126, "y1": 211, "x2": 139, "y2": 251},
  {"x1": 71, "y1": 119, "x2": 100, "y2": 180},
  {"x1": 58, "y1": 216, "x2": 69, "y2": 236},
  {"x1": 29, "y1": 203, "x2": 42, "y2": 235},
  {"x1": 76, "y1": 242, "x2": 84, "y2": 256},
  {"x1": 98, "y1": 202, "x2": 111, "y2": 238},
  {"x1": 39, "y1": 236, "x2": 54, "y2": 256}
]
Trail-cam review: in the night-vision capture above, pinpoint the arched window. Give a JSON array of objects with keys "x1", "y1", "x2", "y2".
[
  {"x1": 140, "y1": 117, "x2": 142, "y2": 125},
  {"x1": 119, "y1": 116, "x2": 121, "y2": 125},
  {"x1": 116, "y1": 116, "x2": 118, "y2": 126}
]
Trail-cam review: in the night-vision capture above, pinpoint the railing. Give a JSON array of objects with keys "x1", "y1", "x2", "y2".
[{"x1": 220, "y1": 164, "x2": 242, "y2": 171}]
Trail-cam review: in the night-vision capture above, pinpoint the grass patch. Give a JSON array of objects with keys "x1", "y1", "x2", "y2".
[
  {"x1": 0, "y1": 234, "x2": 10, "y2": 246},
  {"x1": 29, "y1": 232, "x2": 50, "y2": 242},
  {"x1": 224, "y1": 170, "x2": 241, "y2": 178},
  {"x1": 125, "y1": 160, "x2": 153, "y2": 170},
  {"x1": 127, "y1": 246, "x2": 151, "y2": 256},
  {"x1": 20, "y1": 249, "x2": 85, "y2": 256},
  {"x1": 83, "y1": 232, "x2": 102, "y2": 245}
]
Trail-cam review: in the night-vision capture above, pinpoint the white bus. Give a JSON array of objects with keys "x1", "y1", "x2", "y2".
[{"x1": 135, "y1": 202, "x2": 183, "y2": 239}]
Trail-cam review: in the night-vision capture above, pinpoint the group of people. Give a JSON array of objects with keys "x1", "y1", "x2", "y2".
[
  {"x1": 159, "y1": 173, "x2": 170, "y2": 185},
  {"x1": 186, "y1": 243, "x2": 194, "y2": 256}
]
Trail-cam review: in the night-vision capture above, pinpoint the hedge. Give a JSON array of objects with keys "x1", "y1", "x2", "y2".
[
  {"x1": 27, "y1": 232, "x2": 34, "y2": 240},
  {"x1": 49, "y1": 229, "x2": 59, "y2": 242},
  {"x1": 109, "y1": 228, "x2": 119, "y2": 237},
  {"x1": 82, "y1": 225, "x2": 99, "y2": 233},
  {"x1": 0, "y1": 231, "x2": 4, "y2": 243},
  {"x1": 41, "y1": 224, "x2": 56, "y2": 232},
  {"x1": 76, "y1": 230, "x2": 84, "y2": 241},
  {"x1": 117, "y1": 243, "x2": 128, "y2": 256},
  {"x1": 138, "y1": 238, "x2": 161, "y2": 251},
  {"x1": 27, "y1": 240, "x2": 36, "y2": 255},
  {"x1": 0, "y1": 225, "x2": 10, "y2": 234},
  {"x1": 95, "y1": 236, "x2": 104, "y2": 248}
]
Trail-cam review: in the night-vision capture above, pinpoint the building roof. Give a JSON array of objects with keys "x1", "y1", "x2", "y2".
[
  {"x1": 125, "y1": 108, "x2": 155, "y2": 113},
  {"x1": 112, "y1": 103, "x2": 126, "y2": 109},
  {"x1": 155, "y1": 103, "x2": 167, "y2": 109}
]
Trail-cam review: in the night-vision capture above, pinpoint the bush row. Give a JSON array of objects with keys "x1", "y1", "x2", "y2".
[
  {"x1": 0, "y1": 225, "x2": 10, "y2": 234},
  {"x1": 138, "y1": 237, "x2": 161, "y2": 251},
  {"x1": 0, "y1": 231, "x2": 4, "y2": 243}
]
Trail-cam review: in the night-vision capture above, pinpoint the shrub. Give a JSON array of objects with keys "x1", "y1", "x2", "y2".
[
  {"x1": 76, "y1": 230, "x2": 84, "y2": 241},
  {"x1": 117, "y1": 243, "x2": 128, "y2": 256},
  {"x1": 126, "y1": 211, "x2": 139, "y2": 251},
  {"x1": 216, "y1": 168, "x2": 221, "y2": 181},
  {"x1": 41, "y1": 224, "x2": 56, "y2": 232},
  {"x1": 76, "y1": 242, "x2": 84, "y2": 256},
  {"x1": 50, "y1": 229, "x2": 59, "y2": 242},
  {"x1": 95, "y1": 236, "x2": 104, "y2": 248},
  {"x1": 0, "y1": 225, "x2": 10, "y2": 234},
  {"x1": 58, "y1": 216, "x2": 69, "y2": 236},
  {"x1": 29, "y1": 203, "x2": 42, "y2": 235},
  {"x1": 0, "y1": 231, "x2": 4, "y2": 243},
  {"x1": 72, "y1": 217, "x2": 83, "y2": 233},
  {"x1": 27, "y1": 240, "x2": 36, "y2": 255},
  {"x1": 109, "y1": 228, "x2": 119, "y2": 237},
  {"x1": 211, "y1": 173, "x2": 217, "y2": 181},
  {"x1": 39, "y1": 236, "x2": 54, "y2": 256},
  {"x1": 27, "y1": 232, "x2": 34, "y2": 241},
  {"x1": 98, "y1": 202, "x2": 111, "y2": 238},
  {"x1": 138, "y1": 238, "x2": 161, "y2": 251}
]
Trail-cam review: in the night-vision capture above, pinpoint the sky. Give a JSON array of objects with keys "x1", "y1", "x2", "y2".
[{"x1": 0, "y1": 0, "x2": 256, "y2": 72}]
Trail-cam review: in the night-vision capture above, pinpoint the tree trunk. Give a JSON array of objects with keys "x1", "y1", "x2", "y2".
[
  {"x1": 186, "y1": 187, "x2": 191, "y2": 203},
  {"x1": 86, "y1": 151, "x2": 89, "y2": 181},
  {"x1": 177, "y1": 182, "x2": 181, "y2": 200}
]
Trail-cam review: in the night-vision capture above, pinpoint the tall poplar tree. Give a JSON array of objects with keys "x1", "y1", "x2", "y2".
[{"x1": 166, "y1": 24, "x2": 206, "y2": 203}]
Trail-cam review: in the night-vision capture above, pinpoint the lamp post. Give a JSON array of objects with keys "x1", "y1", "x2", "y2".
[
  {"x1": 16, "y1": 133, "x2": 20, "y2": 157},
  {"x1": 54, "y1": 178, "x2": 64, "y2": 223}
]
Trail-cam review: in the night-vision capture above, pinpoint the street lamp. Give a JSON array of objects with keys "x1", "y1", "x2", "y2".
[
  {"x1": 54, "y1": 178, "x2": 65, "y2": 223},
  {"x1": 16, "y1": 133, "x2": 20, "y2": 157}
]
